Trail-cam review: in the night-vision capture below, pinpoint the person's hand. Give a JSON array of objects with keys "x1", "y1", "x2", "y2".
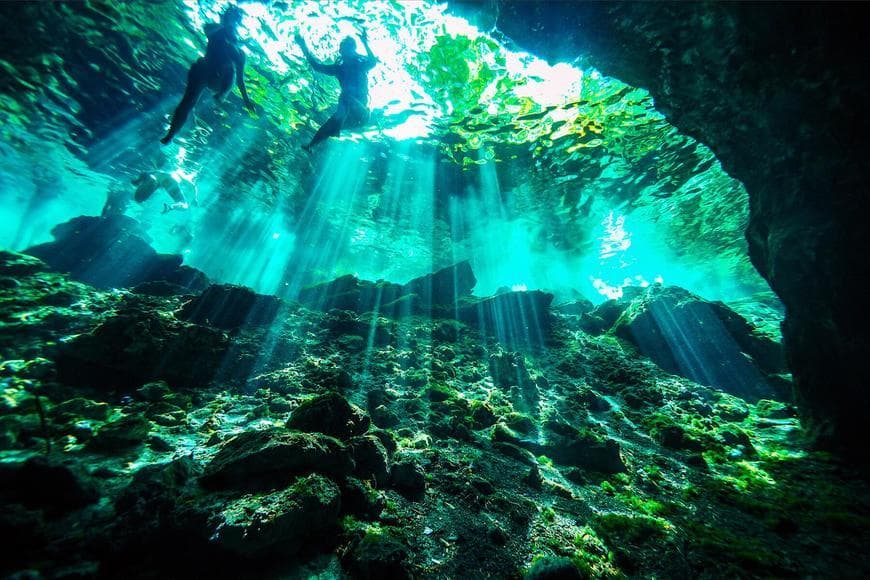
[
  {"x1": 294, "y1": 32, "x2": 306, "y2": 47},
  {"x1": 359, "y1": 26, "x2": 368, "y2": 41},
  {"x1": 245, "y1": 98, "x2": 256, "y2": 113}
]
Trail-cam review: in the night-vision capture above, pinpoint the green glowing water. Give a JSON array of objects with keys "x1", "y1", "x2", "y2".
[{"x1": 0, "y1": 0, "x2": 774, "y2": 310}]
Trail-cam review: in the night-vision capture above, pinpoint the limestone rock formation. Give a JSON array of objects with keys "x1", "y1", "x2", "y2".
[
  {"x1": 178, "y1": 283, "x2": 283, "y2": 329},
  {"x1": 208, "y1": 474, "x2": 341, "y2": 556},
  {"x1": 26, "y1": 215, "x2": 208, "y2": 292},
  {"x1": 286, "y1": 392, "x2": 371, "y2": 440},
  {"x1": 609, "y1": 285, "x2": 787, "y2": 401},
  {"x1": 200, "y1": 428, "x2": 353, "y2": 490},
  {"x1": 53, "y1": 300, "x2": 229, "y2": 390}
]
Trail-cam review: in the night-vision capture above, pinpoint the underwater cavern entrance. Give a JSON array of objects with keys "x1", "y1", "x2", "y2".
[{"x1": 1, "y1": 0, "x2": 869, "y2": 578}]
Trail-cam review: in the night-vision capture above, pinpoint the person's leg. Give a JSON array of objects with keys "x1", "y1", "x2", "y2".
[
  {"x1": 163, "y1": 179, "x2": 185, "y2": 204},
  {"x1": 214, "y1": 66, "x2": 235, "y2": 102},
  {"x1": 134, "y1": 175, "x2": 160, "y2": 203},
  {"x1": 161, "y1": 60, "x2": 207, "y2": 144},
  {"x1": 304, "y1": 102, "x2": 347, "y2": 150},
  {"x1": 344, "y1": 99, "x2": 370, "y2": 130}
]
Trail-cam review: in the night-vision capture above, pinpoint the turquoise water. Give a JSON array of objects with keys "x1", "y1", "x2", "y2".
[{"x1": 0, "y1": 0, "x2": 774, "y2": 311}]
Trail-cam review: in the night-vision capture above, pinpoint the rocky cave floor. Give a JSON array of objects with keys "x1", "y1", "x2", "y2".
[{"x1": 1, "y1": 250, "x2": 869, "y2": 579}]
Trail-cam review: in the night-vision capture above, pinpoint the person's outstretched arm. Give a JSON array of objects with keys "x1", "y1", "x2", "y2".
[
  {"x1": 234, "y1": 50, "x2": 255, "y2": 111},
  {"x1": 359, "y1": 28, "x2": 378, "y2": 68},
  {"x1": 296, "y1": 33, "x2": 338, "y2": 75}
]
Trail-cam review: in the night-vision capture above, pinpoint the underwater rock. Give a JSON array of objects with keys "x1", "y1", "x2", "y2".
[
  {"x1": 208, "y1": 474, "x2": 340, "y2": 557},
  {"x1": 755, "y1": 399, "x2": 796, "y2": 420},
  {"x1": 349, "y1": 434, "x2": 390, "y2": 487},
  {"x1": 579, "y1": 298, "x2": 630, "y2": 335},
  {"x1": 200, "y1": 428, "x2": 353, "y2": 490},
  {"x1": 130, "y1": 280, "x2": 197, "y2": 297},
  {"x1": 298, "y1": 261, "x2": 476, "y2": 318},
  {"x1": 554, "y1": 298, "x2": 595, "y2": 317},
  {"x1": 655, "y1": 424, "x2": 704, "y2": 452},
  {"x1": 297, "y1": 274, "x2": 404, "y2": 313},
  {"x1": 25, "y1": 215, "x2": 208, "y2": 292},
  {"x1": 0, "y1": 503, "x2": 45, "y2": 561},
  {"x1": 457, "y1": 290, "x2": 554, "y2": 349},
  {"x1": 0, "y1": 251, "x2": 47, "y2": 277},
  {"x1": 136, "y1": 381, "x2": 171, "y2": 402},
  {"x1": 489, "y1": 350, "x2": 533, "y2": 389},
  {"x1": 286, "y1": 392, "x2": 370, "y2": 440},
  {"x1": 297, "y1": 264, "x2": 553, "y2": 349},
  {"x1": 534, "y1": 421, "x2": 627, "y2": 474},
  {"x1": 390, "y1": 458, "x2": 426, "y2": 496},
  {"x1": 340, "y1": 477, "x2": 385, "y2": 519},
  {"x1": 610, "y1": 285, "x2": 785, "y2": 401},
  {"x1": 524, "y1": 556, "x2": 585, "y2": 580},
  {"x1": 0, "y1": 456, "x2": 99, "y2": 513},
  {"x1": 432, "y1": 319, "x2": 464, "y2": 342},
  {"x1": 50, "y1": 397, "x2": 110, "y2": 423},
  {"x1": 88, "y1": 413, "x2": 152, "y2": 451},
  {"x1": 178, "y1": 284, "x2": 283, "y2": 329},
  {"x1": 344, "y1": 526, "x2": 412, "y2": 579},
  {"x1": 400, "y1": 259, "x2": 476, "y2": 306},
  {"x1": 493, "y1": 441, "x2": 538, "y2": 465},
  {"x1": 115, "y1": 456, "x2": 201, "y2": 514},
  {"x1": 54, "y1": 301, "x2": 229, "y2": 390}
]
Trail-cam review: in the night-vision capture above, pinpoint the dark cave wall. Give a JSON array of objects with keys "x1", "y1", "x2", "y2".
[{"x1": 466, "y1": 1, "x2": 870, "y2": 459}]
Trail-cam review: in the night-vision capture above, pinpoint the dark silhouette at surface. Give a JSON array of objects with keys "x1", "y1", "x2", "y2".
[
  {"x1": 161, "y1": 6, "x2": 254, "y2": 144},
  {"x1": 296, "y1": 29, "x2": 378, "y2": 150}
]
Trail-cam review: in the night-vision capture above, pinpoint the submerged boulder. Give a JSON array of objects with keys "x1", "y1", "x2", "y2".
[
  {"x1": 0, "y1": 251, "x2": 47, "y2": 278},
  {"x1": 178, "y1": 284, "x2": 283, "y2": 329},
  {"x1": 297, "y1": 275, "x2": 403, "y2": 313},
  {"x1": 349, "y1": 434, "x2": 390, "y2": 488},
  {"x1": 343, "y1": 526, "x2": 412, "y2": 579},
  {"x1": 25, "y1": 215, "x2": 208, "y2": 292},
  {"x1": 610, "y1": 285, "x2": 786, "y2": 401},
  {"x1": 287, "y1": 392, "x2": 370, "y2": 440},
  {"x1": 115, "y1": 456, "x2": 201, "y2": 514},
  {"x1": 390, "y1": 458, "x2": 426, "y2": 497},
  {"x1": 457, "y1": 290, "x2": 554, "y2": 349},
  {"x1": 488, "y1": 350, "x2": 533, "y2": 389},
  {"x1": 554, "y1": 297, "x2": 595, "y2": 317},
  {"x1": 200, "y1": 428, "x2": 353, "y2": 490},
  {"x1": 88, "y1": 413, "x2": 152, "y2": 452},
  {"x1": 542, "y1": 421, "x2": 627, "y2": 474},
  {"x1": 297, "y1": 261, "x2": 477, "y2": 318},
  {"x1": 53, "y1": 300, "x2": 229, "y2": 390},
  {"x1": 400, "y1": 259, "x2": 476, "y2": 307},
  {"x1": 208, "y1": 474, "x2": 340, "y2": 557}
]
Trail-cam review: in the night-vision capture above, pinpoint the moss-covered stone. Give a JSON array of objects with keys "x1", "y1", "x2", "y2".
[
  {"x1": 201, "y1": 428, "x2": 353, "y2": 490},
  {"x1": 287, "y1": 392, "x2": 370, "y2": 439},
  {"x1": 88, "y1": 413, "x2": 151, "y2": 452},
  {"x1": 210, "y1": 474, "x2": 340, "y2": 556}
]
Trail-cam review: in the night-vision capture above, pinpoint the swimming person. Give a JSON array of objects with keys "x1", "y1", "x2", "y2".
[
  {"x1": 131, "y1": 171, "x2": 197, "y2": 213},
  {"x1": 160, "y1": 5, "x2": 254, "y2": 144},
  {"x1": 295, "y1": 28, "x2": 378, "y2": 151}
]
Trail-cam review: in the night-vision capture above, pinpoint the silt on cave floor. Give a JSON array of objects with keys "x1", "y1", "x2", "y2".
[{"x1": 0, "y1": 246, "x2": 868, "y2": 579}]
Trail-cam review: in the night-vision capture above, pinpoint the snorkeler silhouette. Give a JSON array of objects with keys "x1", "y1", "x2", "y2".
[
  {"x1": 295, "y1": 28, "x2": 378, "y2": 151},
  {"x1": 132, "y1": 171, "x2": 198, "y2": 213},
  {"x1": 160, "y1": 5, "x2": 254, "y2": 144}
]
